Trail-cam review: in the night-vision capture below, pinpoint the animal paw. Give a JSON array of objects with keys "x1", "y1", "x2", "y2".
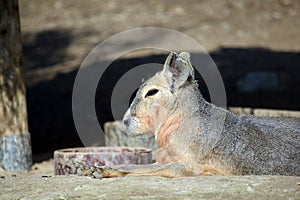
[
  {"x1": 75, "y1": 164, "x2": 127, "y2": 179},
  {"x1": 97, "y1": 166, "x2": 128, "y2": 178}
]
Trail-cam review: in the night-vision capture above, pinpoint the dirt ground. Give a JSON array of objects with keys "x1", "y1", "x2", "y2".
[{"x1": 1, "y1": 0, "x2": 300, "y2": 199}]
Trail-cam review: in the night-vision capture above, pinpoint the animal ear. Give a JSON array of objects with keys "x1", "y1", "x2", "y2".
[{"x1": 162, "y1": 52, "x2": 195, "y2": 91}]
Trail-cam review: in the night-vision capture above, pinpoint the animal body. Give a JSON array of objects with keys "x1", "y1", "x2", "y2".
[{"x1": 98, "y1": 52, "x2": 300, "y2": 177}]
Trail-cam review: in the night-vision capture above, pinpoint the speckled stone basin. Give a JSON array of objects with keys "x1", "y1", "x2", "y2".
[{"x1": 54, "y1": 147, "x2": 152, "y2": 175}]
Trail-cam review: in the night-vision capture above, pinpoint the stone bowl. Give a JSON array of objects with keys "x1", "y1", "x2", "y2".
[{"x1": 54, "y1": 146, "x2": 152, "y2": 175}]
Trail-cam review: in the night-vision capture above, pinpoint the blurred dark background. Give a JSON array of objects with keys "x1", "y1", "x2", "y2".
[{"x1": 19, "y1": 0, "x2": 300, "y2": 161}]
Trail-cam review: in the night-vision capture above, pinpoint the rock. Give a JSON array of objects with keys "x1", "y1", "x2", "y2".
[
  {"x1": 0, "y1": 175, "x2": 299, "y2": 199},
  {"x1": 229, "y1": 107, "x2": 252, "y2": 115},
  {"x1": 253, "y1": 109, "x2": 300, "y2": 118},
  {"x1": 104, "y1": 121, "x2": 158, "y2": 159},
  {"x1": 229, "y1": 107, "x2": 300, "y2": 118},
  {"x1": 54, "y1": 147, "x2": 152, "y2": 175}
]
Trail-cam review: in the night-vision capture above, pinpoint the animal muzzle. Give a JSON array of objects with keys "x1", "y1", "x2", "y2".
[{"x1": 122, "y1": 109, "x2": 138, "y2": 135}]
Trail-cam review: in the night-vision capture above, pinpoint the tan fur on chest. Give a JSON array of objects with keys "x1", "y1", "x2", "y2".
[{"x1": 156, "y1": 114, "x2": 182, "y2": 147}]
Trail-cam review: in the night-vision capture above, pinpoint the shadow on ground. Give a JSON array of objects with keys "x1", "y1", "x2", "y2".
[
  {"x1": 23, "y1": 30, "x2": 74, "y2": 71},
  {"x1": 23, "y1": 30, "x2": 300, "y2": 161}
]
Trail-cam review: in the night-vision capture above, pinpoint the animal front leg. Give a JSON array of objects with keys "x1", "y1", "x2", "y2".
[{"x1": 96, "y1": 162, "x2": 196, "y2": 178}]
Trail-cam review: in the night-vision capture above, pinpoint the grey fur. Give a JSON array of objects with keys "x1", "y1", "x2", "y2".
[
  {"x1": 188, "y1": 85, "x2": 300, "y2": 175},
  {"x1": 123, "y1": 51, "x2": 300, "y2": 176}
]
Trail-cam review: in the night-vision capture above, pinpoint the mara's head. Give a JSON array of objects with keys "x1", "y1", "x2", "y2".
[{"x1": 123, "y1": 52, "x2": 198, "y2": 135}]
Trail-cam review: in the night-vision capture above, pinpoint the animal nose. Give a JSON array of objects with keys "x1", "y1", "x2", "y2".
[{"x1": 123, "y1": 119, "x2": 130, "y2": 127}]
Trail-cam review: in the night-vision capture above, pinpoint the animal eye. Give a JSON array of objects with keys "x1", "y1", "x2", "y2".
[{"x1": 145, "y1": 89, "x2": 159, "y2": 98}]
